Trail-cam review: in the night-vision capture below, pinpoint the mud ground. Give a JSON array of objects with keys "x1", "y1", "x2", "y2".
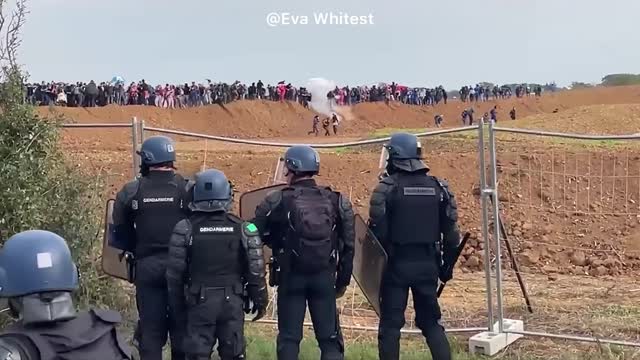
[{"x1": 53, "y1": 86, "x2": 640, "y2": 352}]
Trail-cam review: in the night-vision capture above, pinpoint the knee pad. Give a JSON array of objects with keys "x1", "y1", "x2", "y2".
[
  {"x1": 218, "y1": 330, "x2": 245, "y2": 360},
  {"x1": 416, "y1": 314, "x2": 443, "y2": 332},
  {"x1": 317, "y1": 334, "x2": 344, "y2": 353}
]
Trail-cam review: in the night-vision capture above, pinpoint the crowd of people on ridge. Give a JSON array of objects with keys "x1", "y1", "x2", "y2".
[
  {"x1": 458, "y1": 84, "x2": 542, "y2": 102},
  {"x1": 24, "y1": 79, "x2": 544, "y2": 109}
]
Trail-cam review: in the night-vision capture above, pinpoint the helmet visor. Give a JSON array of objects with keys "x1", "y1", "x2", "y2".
[
  {"x1": 378, "y1": 145, "x2": 389, "y2": 170},
  {"x1": 379, "y1": 139, "x2": 423, "y2": 169},
  {"x1": 273, "y1": 156, "x2": 287, "y2": 184}
]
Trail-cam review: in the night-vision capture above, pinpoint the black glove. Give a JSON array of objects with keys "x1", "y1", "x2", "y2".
[
  {"x1": 247, "y1": 284, "x2": 268, "y2": 322},
  {"x1": 439, "y1": 266, "x2": 454, "y2": 283},
  {"x1": 335, "y1": 271, "x2": 350, "y2": 291},
  {"x1": 335, "y1": 285, "x2": 347, "y2": 299}
]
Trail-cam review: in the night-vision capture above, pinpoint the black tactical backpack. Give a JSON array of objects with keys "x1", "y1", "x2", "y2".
[{"x1": 284, "y1": 186, "x2": 337, "y2": 273}]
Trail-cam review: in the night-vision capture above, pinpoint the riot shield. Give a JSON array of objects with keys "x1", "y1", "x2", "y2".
[
  {"x1": 272, "y1": 156, "x2": 287, "y2": 185},
  {"x1": 101, "y1": 199, "x2": 129, "y2": 281},
  {"x1": 239, "y1": 184, "x2": 288, "y2": 221},
  {"x1": 353, "y1": 214, "x2": 388, "y2": 317},
  {"x1": 239, "y1": 184, "x2": 288, "y2": 263}
]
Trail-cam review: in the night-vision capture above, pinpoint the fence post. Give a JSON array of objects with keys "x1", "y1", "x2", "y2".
[
  {"x1": 487, "y1": 120, "x2": 505, "y2": 332},
  {"x1": 131, "y1": 117, "x2": 139, "y2": 179},
  {"x1": 139, "y1": 118, "x2": 145, "y2": 143},
  {"x1": 477, "y1": 119, "x2": 494, "y2": 331}
]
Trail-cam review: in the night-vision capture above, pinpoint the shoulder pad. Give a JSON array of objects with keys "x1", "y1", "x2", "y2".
[
  {"x1": 185, "y1": 179, "x2": 196, "y2": 193},
  {"x1": 169, "y1": 174, "x2": 189, "y2": 190},
  {"x1": 91, "y1": 309, "x2": 122, "y2": 324},
  {"x1": 337, "y1": 194, "x2": 355, "y2": 226},
  {"x1": 380, "y1": 176, "x2": 396, "y2": 186},
  {"x1": 0, "y1": 337, "x2": 28, "y2": 360},
  {"x1": 242, "y1": 221, "x2": 260, "y2": 236},
  {"x1": 226, "y1": 213, "x2": 243, "y2": 224},
  {"x1": 337, "y1": 193, "x2": 353, "y2": 212},
  {"x1": 437, "y1": 178, "x2": 450, "y2": 188},
  {"x1": 174, "y1": 173, "x2": 186, "y2": 182},
  {"x1": 374, "y1": 179, "x2": 395, "y2": 195},
  {"x1": 255, "y1": 190, "x2": 283, "y2": 221},
  {"x1": 118, "y1": 180, "x2": 140, "y2": 200},
  {"x1": 265, "y1": 189, "x2": 284, "y2": 205},
  {"x1": 173, "y1": 219, "x2": 192, "y2": 236},
  {"x1": 433, "y1": 177, "x2": 451, "y2": 198}
]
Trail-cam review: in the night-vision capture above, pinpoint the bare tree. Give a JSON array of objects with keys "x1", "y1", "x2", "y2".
[{"x1": 0, "y1": 0, "x2": 27, "y2": 79}]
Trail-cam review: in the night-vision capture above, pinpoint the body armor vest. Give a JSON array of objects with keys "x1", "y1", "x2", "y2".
[
  {"x1": 389, "y1": 172, "x2": 441, "y2": 247},
  {"x1": 0, "y1": 309, "x2": 131, "y2": 360},
  {"x1": 133, "y1": 173, "x2": 186, "y2": 259},
  {"x1": 188, "y1": 214, "x2": 243, "y2": 287}
]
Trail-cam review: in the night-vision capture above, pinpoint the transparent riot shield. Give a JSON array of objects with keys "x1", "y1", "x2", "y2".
[
  {"x1": 353, "y1": 214, "x2": 388, "y2": 317},
  {"x1": 101, "y1": 199, "x2": 130, "y2": 281},
  {"x1": 239, "y1": 184, "x2": 288, "y2": 221},
  {"x1": 239, "y1": 184, "x2": 288, "y2": 263},
  {"x1": 378, "y1": 138, "x2": 423, "y2": 178},
  {"x1": 378, "y1": 144, "x2": 389, "y2": 171},
  {"x1": 272, "y1": 156, "x2": 287, "y2": 185}
]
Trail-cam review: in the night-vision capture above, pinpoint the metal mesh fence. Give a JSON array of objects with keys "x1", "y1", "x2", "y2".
[
  {"x1": 489, "y1": 123, "x2": 640, "y2": 346},
  {"x1": 65, "y1": 117, "x2": 640, "y2": 349}
]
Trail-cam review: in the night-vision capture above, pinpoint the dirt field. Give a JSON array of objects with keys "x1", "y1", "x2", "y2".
[{"x1": 53, "y1": 85, "x2": 640, "y2": 356}]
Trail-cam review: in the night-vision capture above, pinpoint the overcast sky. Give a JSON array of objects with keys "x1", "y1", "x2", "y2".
[{"x1": 18, "y1": 0, "x2": 640, "y2": 89}]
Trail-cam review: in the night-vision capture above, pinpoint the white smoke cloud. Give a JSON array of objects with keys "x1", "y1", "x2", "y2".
[
  {"x1": 306, "y1": 77, "x2": 336, "y2": 117},
  {"x1": 306, "y1": 77, "x2": 355, "y2": 122}
]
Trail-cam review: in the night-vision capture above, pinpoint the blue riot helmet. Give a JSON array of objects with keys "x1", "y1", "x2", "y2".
[
  {"x1": 189, "y1": 169, "x2": 234, "y2": 212},
  {"x1": 0, "y1": 230, "x2": 79, "y2": 323},
  {"x1": 138, "y1": 136, "x2": 176, "y2": 167},
  {"x1": 387, "y1": 132, "x2": 422, "y2": 159},
  {"x1": 283, "y1": 145, "x2": 320, "y2": 176},
  {"x1": 379, "y1": 132, "x2": 427, "y2": 174}
]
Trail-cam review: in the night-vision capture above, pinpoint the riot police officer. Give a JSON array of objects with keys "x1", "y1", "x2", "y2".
[
  {"x1": 369, "y1": 132, "x2": 461, "y2": 360},
  {"x1": 252, "y1": 145, "x2": 355, "y2": 360},
  {"x1": 166, "y1": 169, "x2": 268, "y2": 360},
  {"x1": 111, "y1": 135, "x2": 189, "y2": 360},
  {"x1": 0, "y1": 230, "x2": 132, "y2": 360}
]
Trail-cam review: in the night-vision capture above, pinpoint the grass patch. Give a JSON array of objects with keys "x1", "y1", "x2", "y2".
[
  {"x1": 365, "y1": 126, "x2": 637, "y2": 151},
  {"x1": 243, "y1": 326, "x2": 470, "y2": 360},
  {"x1": 332, "y1": 146, "x2": 355, "y2": 155},
  {"x1": 594, "y1": 304, "x2": 640, "y2": 318},
  {"x1": 442, "y1": 132, "x2": 478, "y2": 140},
  {"x1": 232, "y1": 325, "x2": 640, "y2": 360},
  {"x1": 367, "y1": 128, "x2": 428, "y2": 139},
  {"x1": 543, "y1": 137, "x2": 634, "y2": 149},
  {"x1": 366, "y1": 127, "x2": 479, "y2": 146}
]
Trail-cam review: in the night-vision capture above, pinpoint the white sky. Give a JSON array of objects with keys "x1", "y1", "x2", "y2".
[{"x1": 18, "y1": 0, "x2": 640, "y2": 89}]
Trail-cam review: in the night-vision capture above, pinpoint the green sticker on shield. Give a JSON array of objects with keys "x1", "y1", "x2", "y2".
[{"x1": 246, "y1": 223, "x2": 258, "y2": 232}]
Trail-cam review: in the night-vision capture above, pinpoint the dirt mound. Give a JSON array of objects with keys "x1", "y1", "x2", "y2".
[
  {"x1": 53, "y1": 85, "x2": 640, "y2": 276},
  {"x1": 46, "y1": 85, "x2": 640, "y2": 151},
  {"x1": 51, "y1": 101, "x2": 318, "y2": 150},
  {"x1": 348, "y1": 85, "x2": 640, "y2": 130},
  {"x1": 75, "y1": 140, "x2": 640, "y2": 277},
  {"x1": 512, "y1": 104, "x2": 640, "y2": 135},
  {"x1": 50, "y1": 101, "x2": 307, "y2": 144}
]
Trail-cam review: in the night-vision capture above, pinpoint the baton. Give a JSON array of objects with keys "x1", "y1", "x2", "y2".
[{"x1": 437, "y1": 232, "x2": 470, "y2": 298}]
